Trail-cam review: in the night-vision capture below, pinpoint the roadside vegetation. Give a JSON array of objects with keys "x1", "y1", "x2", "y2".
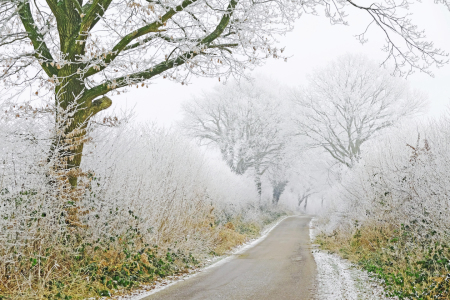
[
  {"x1": 316, "y1": 223, "x2": 450, "y2": 299},
  {"x1": 0, "y1": 114, "x2": 288, "y2": 299},
  {"x1": 315, "y1": 118, "x2": 450, "y2": 299},
  {"x1": 1, "y1": 0, "x2": 448, "y2": 296},
  {"x1": 294, "y1": 55, "x2": 450, "y2": 300}
]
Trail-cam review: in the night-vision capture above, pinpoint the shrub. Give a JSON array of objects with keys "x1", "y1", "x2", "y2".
[
  {"x1": 0, "y1": 111, "x2": 283, "y2": 299},
  {"x1": 317, "y1": 119, "x2": 450, "y2": 299}
]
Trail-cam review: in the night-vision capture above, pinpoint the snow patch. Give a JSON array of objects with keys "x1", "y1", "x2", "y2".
[{"x1": 310, "y1": 218, "x2": 394, "y2": 300}]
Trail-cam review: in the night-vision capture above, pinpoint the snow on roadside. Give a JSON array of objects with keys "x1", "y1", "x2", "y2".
[{"x1": 309, "y1": 218, "x2": 395, "y2": 300}]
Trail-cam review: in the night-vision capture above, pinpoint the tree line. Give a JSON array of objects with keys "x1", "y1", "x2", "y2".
[{"x1": 181, "y1": 54, "x2": 427, "y2": 205}]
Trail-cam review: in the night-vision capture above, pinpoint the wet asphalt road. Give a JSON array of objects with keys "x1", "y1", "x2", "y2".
[{"x1": 142, "y1": 215, "x2": 317, "y2": 300}]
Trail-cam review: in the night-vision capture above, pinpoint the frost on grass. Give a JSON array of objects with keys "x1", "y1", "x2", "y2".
[
  {"x1": 313, "y1": 117, "x2": 450, "y2": 299},
  {"x1": 310, "y1": 220, "x2": 394, "y2": 300},
  {"x1": 312, "y1": 252, "x2": 393, "y2": 300},
  {"x1": 0, "y1": 106, "x2": 286, "y2": 299}
]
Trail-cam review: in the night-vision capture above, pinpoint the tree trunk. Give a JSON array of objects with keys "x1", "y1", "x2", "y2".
[
  {"x1": 56, "y1": 81, "x2": 87, "y2": 186},
  {"x1": 40, "y1": 4, "x2": 114, "y2": 187},
  {"x1": 272, "y1": 180, "x2": 288, "y2": 205},
  {"x1": 255, "y1": 176, "x2": 262, "y2": 198},
  {"x1": 52, "y1": 75, "x2": 111, "y2": 187},
  {"x1": 254, "y1": 169, "x2": 262, "y2": 202}
]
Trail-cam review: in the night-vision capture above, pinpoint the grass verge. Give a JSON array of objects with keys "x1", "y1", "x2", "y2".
[
  {"x1": 0, "y1": 211, "x2": 287, "y2": 299},
  {"x1": 316, "y1": 223, "x2": 450, "y2": 299}
]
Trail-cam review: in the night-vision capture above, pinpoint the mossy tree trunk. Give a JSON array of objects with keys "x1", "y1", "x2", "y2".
[{"x1": 34, "y1": 1, "x2": 112, "y2": 186}]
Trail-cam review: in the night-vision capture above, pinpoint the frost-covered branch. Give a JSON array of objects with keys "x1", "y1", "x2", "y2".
[{"x1": 292, "y1": 54, "x2": 428, "y2": 168}]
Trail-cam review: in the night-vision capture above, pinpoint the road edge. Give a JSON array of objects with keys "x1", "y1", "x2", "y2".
[{"x1": 121, "y1": 214, "x2": 294, "y2": 300}]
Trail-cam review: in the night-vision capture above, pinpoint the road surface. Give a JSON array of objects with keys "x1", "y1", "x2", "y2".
[{"x1": 141, "y1": 215, "x2": 317, "y2": 300}]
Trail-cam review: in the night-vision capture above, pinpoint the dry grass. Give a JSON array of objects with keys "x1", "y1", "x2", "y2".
[
  {"x1": 315, "y1": 222, "x2": 397, "y2": 260},
  {"x1": 213, "y1": 217, "x2": 267, "y2": 255},
  {"x1": 213, "y1": 222, "x2": 247, "y2": 255},
  {"x1": 316, "y1": 222, "x2": 450, "y2": 299},
  {"x1": 0, "y1": 211, "x2": 285, "y2": 299}
]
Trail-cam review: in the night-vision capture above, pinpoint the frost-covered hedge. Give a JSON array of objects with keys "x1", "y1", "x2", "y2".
[
  {"x1": 80, "y1": 124, "x2": 262, "y2": 253},
  {"x1": 0, "y1": 107, "x2": 280, "y2": 298},
  {"x1": 316, "y1": 119, "x2": 450, "y2": 299},
  {"x1": 323, "y1": 119, "x2": 450, "y2": 240}
]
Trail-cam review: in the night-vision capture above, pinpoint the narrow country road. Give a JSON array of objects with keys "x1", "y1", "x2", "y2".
[{"x1": 141, "y1": 215, "x2": 317, "y2": 300}]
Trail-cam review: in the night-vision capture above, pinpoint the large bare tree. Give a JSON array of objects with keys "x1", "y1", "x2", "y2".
[
  {"x1": 292, "y1": 54, "x2": 428, "y2": 168},
  {"x1": 181, "y1": 80, "x2": 288, "y2": 196},
  {"x1": 0, "y1": 0, "x2": 446, "y2": 185}
]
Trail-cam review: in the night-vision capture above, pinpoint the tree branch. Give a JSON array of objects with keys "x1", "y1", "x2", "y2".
[
  {"x1": 17, "y1": 0, "x2": 57, "y2": 77},
  {"x1": 80, "y1": 0, "x2": 114, "y2": 34},
  {"x1": 69, "y1": 0, "x2": 83, "y2": 14},
  {"x1": 88, "y1": 95, "x2": 112, "y2": 116},
  {"x1": 82, "y1": 0, "x2": 199, "y2": 78},
  {"x1": 83, "y1": 0, "x2": 239, "y2": 101}
]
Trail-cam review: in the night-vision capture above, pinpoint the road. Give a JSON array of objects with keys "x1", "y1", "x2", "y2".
[{"x1": 141, "y1": 215, "x2": 317, "y2": 300}]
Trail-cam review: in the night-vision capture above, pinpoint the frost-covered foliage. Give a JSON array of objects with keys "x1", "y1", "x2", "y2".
[
  {"x1": 0, "y1": 106, "x2": 279, "y2": 297},
  {"x1": 0, "y1": 101, "x2": 69, "y2": 262},
  {"x1": 320, "y1": 119, "x2": 450, "y2": 241},
  {"x1": 182, "y1": 79, "x2": 289, "y2": 175},
  {"x1": 315, "y1": 118, "x2": 450, "y2": 299},
  {"x1": 292, "y1": 54, "x2": 428, "y2": 168},
  {"x1": 80, "y1": 124, "x2": 262, "y2": 252},
  {"x1": 1, "y1": 0, "x2": 308, "y2": 190},
  {"x1": 181, "y1": 78, "x2": 294, "y2": 199}
]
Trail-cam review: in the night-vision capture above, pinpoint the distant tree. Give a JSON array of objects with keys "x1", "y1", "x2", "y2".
[
  {"x1": 272, "y1": 180, "x2": 288, "y2": 205},
  {"x1": 268, "y1": 163, "x2": 289, "y2": 205},
  {"x1": 297, "y1": 187, "x2": 314, "y2": 210},
  {"x1": 181, "y1": 80, "x2": 288, "y2": 197},
  {"x1": 292, "y1": 54, "x2": 428, "y2": 168},
  {"x1": 266, "y1": 139, "x2": 302, "y2": 205}
]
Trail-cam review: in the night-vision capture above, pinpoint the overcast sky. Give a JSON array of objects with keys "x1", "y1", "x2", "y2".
[{"x1": 111, "y1": 3, "x2": 450, "y2": 127}]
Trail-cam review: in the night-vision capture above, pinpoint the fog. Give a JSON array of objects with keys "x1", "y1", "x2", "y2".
[{"x1": 111, "y1": 5, "x2": 450, "y2": 126}]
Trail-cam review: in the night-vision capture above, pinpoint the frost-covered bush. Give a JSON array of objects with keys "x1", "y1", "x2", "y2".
[
  {"x1": 0, "y1": 102, "x2": 78, "y2": 297},
  {"x1": 80, "y1": 124, "x2": 261, "y2": 254},
  {"x1": 321, "y1": 119, "x2": 450, "y2": 242},
  {"x1": 0, "y1": 106, "x2": 276, "y2": 297},
  {"x1": 315, "y1": 119, "x2": 450, "y2": 299}
]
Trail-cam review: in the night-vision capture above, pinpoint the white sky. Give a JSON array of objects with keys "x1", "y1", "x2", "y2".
[{"x1": 111, "y1": 3, "x2": 450, "y2": 127}]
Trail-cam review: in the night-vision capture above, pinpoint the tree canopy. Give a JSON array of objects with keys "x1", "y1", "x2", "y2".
[
  {"x1": 292, "y1": 54, "x2": 428, "y2": 167},
  {"x1": 182, "y1": 79, "x2": 289, "y2": 196}
]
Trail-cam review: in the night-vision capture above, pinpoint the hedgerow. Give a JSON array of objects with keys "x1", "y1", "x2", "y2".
[
  {"x1": 0, "y1": 107, "x2": 285, "y2": 299},
  {"x1": 316, "y1": 119, "x2": 450, "y2": 299}
]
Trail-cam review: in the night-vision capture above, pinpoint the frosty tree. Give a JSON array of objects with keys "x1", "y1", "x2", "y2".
[
  {"x1": 0, "y1": 0, "x2": 302, "y2": 186},
  {"x1": 268, "y1": 160, "x2": 290, "y2": 205},
  {"x1": 0, "y1": 0, "x2": 446, "y2": 186},
  {"x1": 292, "y1": 54, "x2": 428, "y2": 168},
  {"x1": 181, "y1": 80, "x2": 288, "y2": 196}
]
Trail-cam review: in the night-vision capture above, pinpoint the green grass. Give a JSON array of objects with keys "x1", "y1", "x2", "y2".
[{"x1": 0, "y1": 243, "x2": 200, "y2": 300}]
